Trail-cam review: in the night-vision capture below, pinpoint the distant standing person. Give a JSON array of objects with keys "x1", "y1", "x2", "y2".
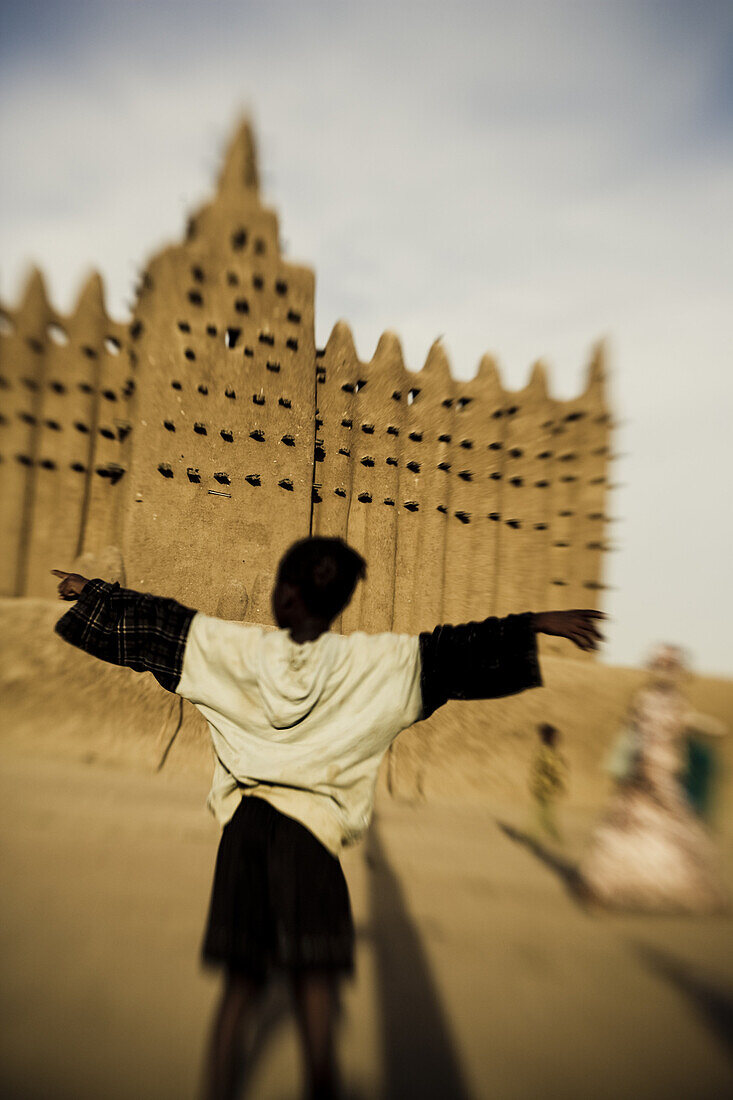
[
  {"x1": 577, "y1": 645, "x2": 728, "y2": 913},
  {"x1": 530, "y1": 723, "x2": 568, "y2": 843}
]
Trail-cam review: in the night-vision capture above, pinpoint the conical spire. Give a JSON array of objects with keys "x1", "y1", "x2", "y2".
[
  {"x1": 217, "y1": 118, "x2": 260, "y2": 196},
  {"x1": 11, "y1": 266, "x2": 51, "y2": 341},
  {"x1": 72, "y1": 270, "x2": 105, "y2": 317},
  {"x1": 372, "y1": 330, "x2": 405, "y2": 368},
  {"x1": 583, "y1": 339, "x2": 607, "y2": 399},
  {"x1": 475, "y1": 352, "x2": 502, "y2": 391},
  {"x1": 326, "y1": 319, "x2": 358, "y2": 362},
  {"x1": 423, "y1": 337, "x2": 452, "y2": 380},
  {"x1": 67, "y1": 270, "x2": 107, "y2": 344},
  {"x1": 19, "y1": 266, "x2": 50, "y2": 320},
  {"x1": 525, "y1": 359, "x2": 549, "y2": 398}
]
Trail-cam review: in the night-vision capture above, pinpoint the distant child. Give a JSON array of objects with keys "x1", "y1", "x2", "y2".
[
  {"x1": 530, "y1": 723, "x2": 568, "y2": 843},
  {"x1": 52, "y1": 538, "x2": 603, "y2": 1100}
]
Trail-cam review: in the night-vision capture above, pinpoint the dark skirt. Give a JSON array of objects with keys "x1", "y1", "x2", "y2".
[{"x1": 201, "y1": 794, "x2": 355, "y2": 979}]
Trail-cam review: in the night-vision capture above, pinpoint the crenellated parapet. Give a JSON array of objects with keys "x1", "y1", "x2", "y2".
[
  {"x1": 0, "y1": 118, "x2": 612, "y2": 641},
  {"x1": 0, "y1": 269, "x2": 132, "y2": 597},
  {"x1": 312, "y1": 323, "x2": 611, "y2": 643}
]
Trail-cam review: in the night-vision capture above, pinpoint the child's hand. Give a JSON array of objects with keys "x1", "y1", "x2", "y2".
[
  {"x1": 532, "y1": 610, "x2": 605, "y2": 652},
  {"x1": 51, "y1": 569, "x2": 89, "y2": 601}
]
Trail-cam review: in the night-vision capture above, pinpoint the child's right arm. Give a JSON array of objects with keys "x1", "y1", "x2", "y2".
[{"x1": 52, "y1": 570, "x2": 196, "y2": 693}]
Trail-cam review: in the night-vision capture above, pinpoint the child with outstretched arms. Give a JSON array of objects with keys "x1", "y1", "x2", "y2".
[{"x1": 52, "y1": 538, "x2": 603, "y2": 1100}]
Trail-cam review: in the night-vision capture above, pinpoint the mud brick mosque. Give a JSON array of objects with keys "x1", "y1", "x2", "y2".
[{"x1": 0, "y1": 121, "x2": 612, "y2": 658}]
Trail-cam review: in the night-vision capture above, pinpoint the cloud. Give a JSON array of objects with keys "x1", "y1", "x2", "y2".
[{"x1": 1, "y1": 0, "x2": 731, "y2": 672}]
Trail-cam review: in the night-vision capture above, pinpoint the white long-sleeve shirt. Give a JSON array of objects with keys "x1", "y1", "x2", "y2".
[
  {"x1": 55, "y1": 579, "x2": 542, "y2": 856},
  {"x1": 179, "y1": 611, "x2": 422, "y2": 854}
]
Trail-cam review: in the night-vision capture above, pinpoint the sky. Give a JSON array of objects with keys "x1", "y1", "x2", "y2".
[{"x1": 1, "y1": 0, "x2": 731, "y2": 675}]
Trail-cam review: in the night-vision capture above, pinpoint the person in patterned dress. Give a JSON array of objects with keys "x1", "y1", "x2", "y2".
[{"x1": 577, "y1": 645, "x2": 728, "y2": 914}]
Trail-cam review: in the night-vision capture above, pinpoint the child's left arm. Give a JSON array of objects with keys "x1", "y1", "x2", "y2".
[
  {"x1": 418, "y1": 609, "x2": 604, "y2": 720},
  {"x1": 51, "y1": 569, "x2": 196, "y2": 693}
]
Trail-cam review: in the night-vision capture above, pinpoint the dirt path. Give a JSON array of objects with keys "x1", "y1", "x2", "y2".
[{"x1": 1, "y1": 752, "x2": 732, "y2": 1099}]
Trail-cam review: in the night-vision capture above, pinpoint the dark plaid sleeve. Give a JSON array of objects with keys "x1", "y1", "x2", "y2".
[
  {"x1": 54, "y1": 578, "x2": 197, "y2": 693},
  {"x1": 417, "y1": 612, "x2": 542, "y2": 720}
]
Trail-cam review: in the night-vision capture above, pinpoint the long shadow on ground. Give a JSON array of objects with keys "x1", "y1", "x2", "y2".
[
  {"x1": 365, "y1": 822, "x2": 473, "y2": 1100},
  {"x1": 634, "y1": 942, "x2": 733, "y2": 1057},
  {"x1": 497, "y1": 821, "x2": 584, "y2": 901},
  {"x1": 235, "y1": 965, "x2": 366, "y2": 1100},
  {"x1": 231, "y1": 822, "x2": 472, "y2": 1099}
]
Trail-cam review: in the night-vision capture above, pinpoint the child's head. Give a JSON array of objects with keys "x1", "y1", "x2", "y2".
[
  {"x1": 538, "y1": 722, "x2": 559, "y2": 747},
  {"x1": 272, "y1": 537, "x2": 367, "y2": 635}
]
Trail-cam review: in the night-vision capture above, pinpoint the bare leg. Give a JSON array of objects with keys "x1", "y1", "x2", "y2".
[
  {"x1": 291, "y1": 969, "x2": 340, "y2": 1100},
  {"x1": 202, "y1": 971, "x2": 263, "y2": 1100}
]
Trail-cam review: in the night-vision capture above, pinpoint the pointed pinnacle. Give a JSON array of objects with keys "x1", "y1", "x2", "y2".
[
  {"x1": 584, "y1": 339, "x2": 607, "y2": 396},
  {"x1": 475, "y1": 353, "x2": 503, "y2": 392},
  {"x1": 526, "y1": 359, "x2": 549, "y2": 398},
  {"x1": 19, "y1": 266, "x2": 51, "y2": 320},
  {"x1": 73, "y1": 271, "x2": 105, "y2": 316},
  {"x1": 217, "y1": 118, "x2": 260, "y2": 195},
  {"x1": 423, "y1": 337, "x2": 452, "y2": 380},
  {"x1": 326, "y1": 320, "x2": 359, "y2": 363},
  {"x1": 373, "y1": 330, "x2": 405, "y2": 368}
]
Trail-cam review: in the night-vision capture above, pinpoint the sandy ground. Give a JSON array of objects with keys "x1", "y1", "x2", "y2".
[{"x1": 1, "y1": 749, "x2": 732, "y2": 1100}]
